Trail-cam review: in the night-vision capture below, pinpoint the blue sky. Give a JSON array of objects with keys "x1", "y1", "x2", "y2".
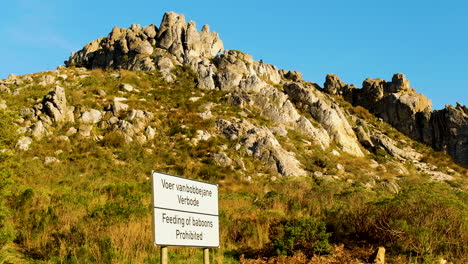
[{"x1": 1, "y1": 0, "x2": 466, "y2": 109}]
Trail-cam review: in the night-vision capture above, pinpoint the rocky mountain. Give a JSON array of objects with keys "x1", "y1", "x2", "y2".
[
  {"x1": 62, "y1": 11, "x2": 467, "y2": 170},
  {"x1": 324, "y1": 73, "x2": 468, "y2": 167},
  {"x1": 0, "y1": 11, "x2": 466, "y2": 264}
]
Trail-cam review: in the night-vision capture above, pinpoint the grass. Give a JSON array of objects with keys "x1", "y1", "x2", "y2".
[{"x1": 0, "y1": 66, "x2": 466, "y2": 263}]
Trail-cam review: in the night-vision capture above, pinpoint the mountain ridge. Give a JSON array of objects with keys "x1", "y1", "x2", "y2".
[{"x1": 63, "y1": 11, "x2": 467, "y2": 168}]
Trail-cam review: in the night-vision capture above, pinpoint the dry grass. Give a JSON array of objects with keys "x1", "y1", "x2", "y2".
[{"x1": 1, "y1": 67, "x2": 466, "y2": 264}]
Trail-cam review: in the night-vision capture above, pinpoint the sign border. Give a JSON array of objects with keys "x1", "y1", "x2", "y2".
[{"x1": 151, "y1": 170, "x2": 220, "y2": 248}]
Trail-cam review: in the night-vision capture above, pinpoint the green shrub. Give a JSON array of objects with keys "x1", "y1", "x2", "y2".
[
  {"x1": 0, "y1": 111, "x2": 18, "y2": 248},
  {"x1": 89, "y1": 183, "x2": 147, "y2": 224},
  {"x1": 269, "y1": 217, "x2": 331, "y2": 257},
  {"x1": 101, "y1": 131, "x2": 127, "y2": 148},
  {"x1": 347, "y1": 183, "x2": 467, "y2": 261}
]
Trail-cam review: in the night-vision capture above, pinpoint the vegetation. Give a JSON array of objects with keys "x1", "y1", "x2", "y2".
[
  {"x1": 269, "y1": 217, "x2": 331, "y2": 257},
  {"x1": 0, "y1": 67, "x2": 466, "y2": 264},
  {"x1": 0, "y1": 111, "x2": 18, "y2": 249}
]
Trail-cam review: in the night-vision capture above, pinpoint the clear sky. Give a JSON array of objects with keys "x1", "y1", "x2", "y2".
[{"x1": 1, "y1": 0, "x2": 466, "y2": 109}]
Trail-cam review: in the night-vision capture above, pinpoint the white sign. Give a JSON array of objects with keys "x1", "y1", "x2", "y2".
[{"x1": 152, "y1": 171, "x2": 219, "y2": 248}]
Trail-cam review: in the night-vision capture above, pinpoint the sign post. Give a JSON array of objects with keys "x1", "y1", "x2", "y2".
[
  {"x1": 160, "y1": 246, "x2": 167, "y2": 264},
  {"x1": 152, "y1": 171, "x2": 219, "y2": 263},
  {"x1": 203, "y1": 248, "x2": 209, "y2": 264}
]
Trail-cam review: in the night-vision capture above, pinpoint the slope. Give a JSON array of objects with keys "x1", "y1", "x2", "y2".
[{"x1": 0, "y1": 12, "x2": 466, "y2": 264}]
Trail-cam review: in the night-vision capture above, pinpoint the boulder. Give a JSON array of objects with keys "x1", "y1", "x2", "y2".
[
  {"x1": 213, "y1": 50, "x2": 257, "y2": 91},
  {"x1": 44, "y1": 157, "x2": 60, "y2": 164},
  {"x1": 143, "y1": 24, "x2": 158, "y2": 39},
  {"x1": 66, "y1": 127, "x2": 78, "y2": 136},
  {"x1": 191, "y1": 130, "x2": 212, "y2": 145},
  {"x1": 134, "y1": 40, "x2": 153, "y2": 55},
  {"x1": 184, "y1": 20, "x2": 224, "y2": 60},
  {"x1": 39, "y1": 75, "x2": 56, "y2": 86},
  {"x1": 361, "y1": 78, "x2": 386, "y2": 105},
  {"x1": 323, "y1": 74, "x2": 358, "y2": 102},
  {"x1": 387, "y1": 73, "x2": 411, "y2": 93},
  {"x1": 155, "y1": 56, "x2": 176, "y2": 82},
  {"x1": 295, "y1": 117, "x2": 331, "y2": 149},
  {"x1": 211, "y1": 152, "x2": 233, "y2": 168},
  {"x1": 284, "y1": 70, "x2": 302, "y2": 82},
  {"x1": 125, "y1": 109, "x2": 154, "y2": 131},
  {"x1": 80, "y1": 109, "x2": 102, "y2": 124},
  {"x1": 194, "y1": 58, "x2": 217, "y2": 90},
  {"x1": 111, "y1": 97, "x2": 129, "y2": 115},
  {"x1": 119, "y1": 83, "x2": 134, "y2": 92},
  {"x1": 324, "y1": 73, "x2": 346, "y2": 95},
  {"x1": 156, "y1": 12, "x2": 188, "y2": 62},
  {"x1": 145, "y1": 126, "x2": 156, "y2": 140},
  {"x1": 30, "y1": 121, "x2": 47, "y2": 139},
  {"x1": 254, "y1": 61, "x2": 282, "y2": 84},
  {"x1": 113, "y1": 120, "x2": 136, "y2": 137},
  {"x1": 78, "y1": 124, "x2": 93, "y2": 137},
  {"x1": 42, "y1": 86, "x2": 71, "y2": 123},
  {"x1": 15, "y1": 136, "x2": 33, "y2": 151},
  {"x1": 250, "y1": 86, "x2": 300, "y2": 123}
]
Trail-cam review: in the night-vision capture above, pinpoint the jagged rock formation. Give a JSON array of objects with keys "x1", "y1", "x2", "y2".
[
  {"x1": 61, "y1": 11, "x2": 467, "y2": 169},
  {"x1": 284, "y1": 82, "x2": 364, "y2": 157},
  {"x1": 63, "y1": 12, "x2": 372, "y2": 175},
  {"x1": 65, "y1": 12, "x2": 223, "y2": 81},
  {"x1": 324, "y1": 73, "x2": 468, "y2": 167},
  {"x1": 430, "y1": 105, "x2": 468, "y2": 167},
  {"x1": 216, "y1": 118, "x2": 307, "y2": 176}
]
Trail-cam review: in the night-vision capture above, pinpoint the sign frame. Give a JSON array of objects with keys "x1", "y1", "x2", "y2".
[{"x1": 152, "y1": 171, "x2": 220, "y2": 248}]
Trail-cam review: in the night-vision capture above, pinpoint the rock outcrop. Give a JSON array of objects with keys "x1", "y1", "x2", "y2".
[
  {"x1": 216, "y1": 118, "x2": 307, "y2": 176},
  {"x1": 430, "y1": 105, "x2": 468, "y2": 167},
  {"x1": 284, "y1": 82, "x2": 364, "y2": 157},
  {"x1": 228, "y1": 85, "x2": 331, "y2": 150},
  {"x1": 65, "y1": 12, "x2": 224, "y2": 77},
  {"x1": 324, "y1": 73, "x2": 468, "y2": 167},
  {"x1": 41, "y1": 86, "x2": 74, "y2": 123}
]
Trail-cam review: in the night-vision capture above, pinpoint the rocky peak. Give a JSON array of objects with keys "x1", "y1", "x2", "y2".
[
  {"x1": 323, "y1": 72, "x2": 467, "y2": 167},
  {"x1": 362, "y1": 78, "x2": 386, "y2": 105},
  {"x1": 324, "y1": 74, "x2": 346, "y2": 95},
  {"x1": 156, "y1": 12, "x2": 187, "y2": 61},
  {"x1": 388, "y1": 73, "x2": 411, "y2": 93},
  {"x1": 65, "y1": 12, "x2": 224, "y2": 72}
]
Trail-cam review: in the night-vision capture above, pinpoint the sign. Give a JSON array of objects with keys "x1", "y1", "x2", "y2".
[{"x1": 152, "y1": 171, "x2": 219, "y2": 248}]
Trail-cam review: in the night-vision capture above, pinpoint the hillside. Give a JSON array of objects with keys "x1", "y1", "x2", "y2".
[{"x1": 0, "y1": 12, "x2": 466, "y2": 263}]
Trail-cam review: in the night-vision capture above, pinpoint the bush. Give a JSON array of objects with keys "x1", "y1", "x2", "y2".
[
  {"x1": 347, "y1": 183, "x2": 467, "y2": 261},
  {"x1": 269, "y1": 217, "x2": 331, "y2": 257},
  {"x1": 89, "y1": 183, "x2": 147, "y2": 224},
  {"x1": 0, "y1": 111, "x2": 18, "y2": 248},
  {"x1": 353, "y1": 105, "x2": 374, "y2": 120}
]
